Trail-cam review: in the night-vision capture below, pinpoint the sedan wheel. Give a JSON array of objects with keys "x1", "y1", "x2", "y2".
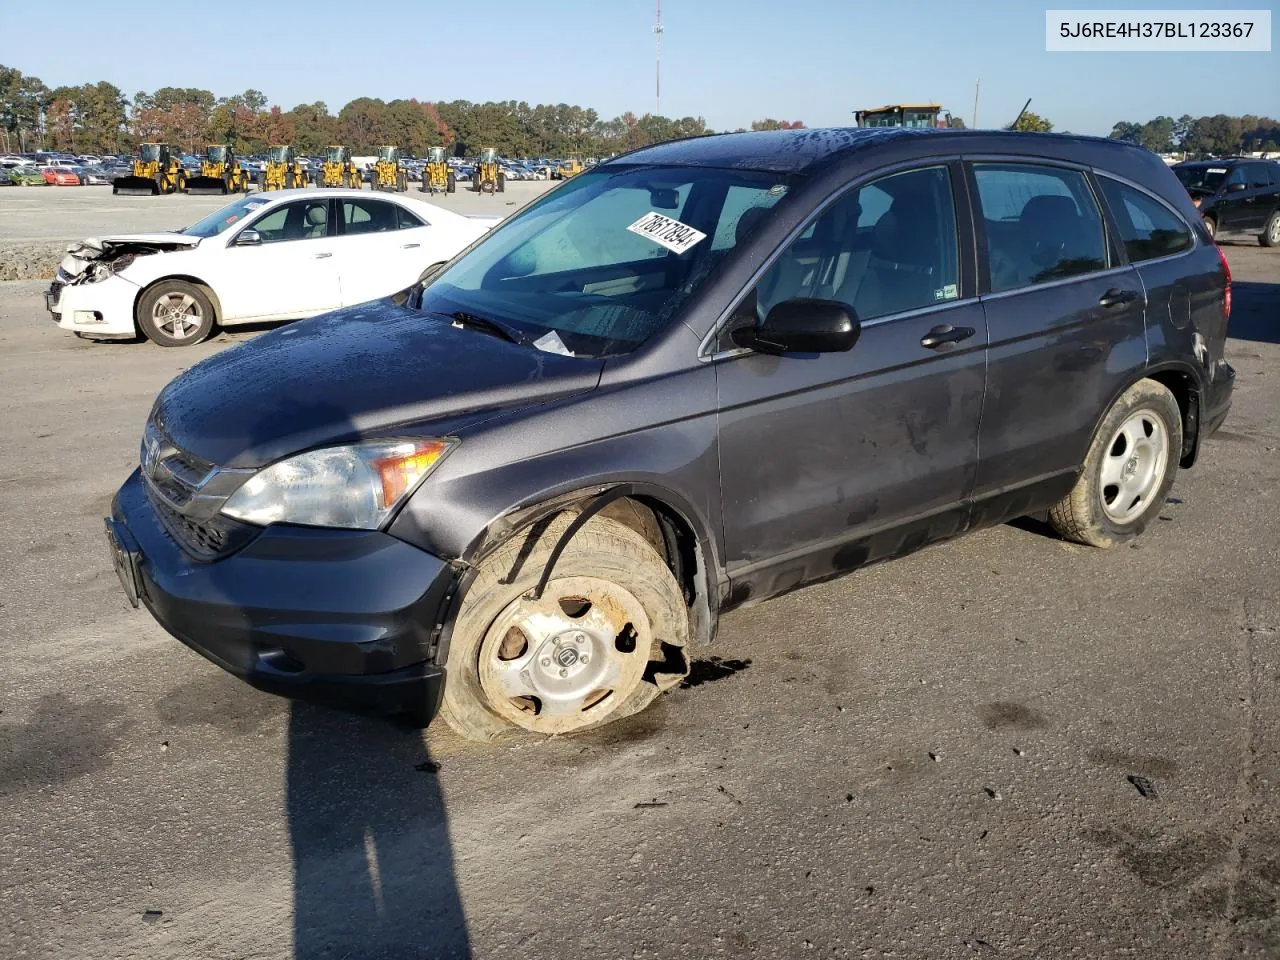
[
  {"x1": 137, "y1": 280, "x2": 216, "y2": 347},
  {"x1": 1262, "y1": 211, "x2": 1280, "y2": 248}
]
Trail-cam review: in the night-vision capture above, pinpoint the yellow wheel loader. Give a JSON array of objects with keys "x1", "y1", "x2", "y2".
[
  {"x1": 471, "y1": 147, "x2": 504, "y2": 194},
  {"x1": 113, "y1": 143, "x2": 187, "y2": 196},
  {"x1": 371, "y1": 146, "x2": 409, "y2": 192},
  {"x1": 185, "y1": 145, "x2": 250, "y2": 195},
  {"x1": 553, "y1": 156, "x2": 583, "y2": 181},
  {"x1": 316, "y1": 145, "x2": 361, "y2": 188},
  {"x1": 418, "y1": 146, "x2": 456, "y2": 195},
  {"x1": 257, "y1": 145, "x2": 307, "y2": 192}
]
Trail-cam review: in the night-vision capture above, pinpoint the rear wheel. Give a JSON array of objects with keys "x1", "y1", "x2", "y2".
[
  {"x1": 447, "y1": 172, "x2": 456, "y2": 193},
  {"x1": 1203, "y1": 214, "x2": 1217, "y2": 240},
  {"x1": 136, "y1": 280, "x2": 216, "y2": 347},
  {"x1": 440, "y1": 512, "x2": 691, "y2": 742},
  {"x1": 1261, "y1": 211, "x2": 1280, "y2": 248},
  {"x1": 497, "y1": 172, "x2": 505, "y2": 193},
  {"x1": 1048, "y1": 379, "x2": 1181, "y2": 548}
]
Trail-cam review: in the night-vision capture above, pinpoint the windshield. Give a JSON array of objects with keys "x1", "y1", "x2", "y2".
[
  {"x1": 1175, "y1": 165, "x2": 1227, "y2": 191},
  {"x1": 183, "y1": 195, "x2": 273, "y2": 238},
  {"x1": 269, "y1": 146, "x2": 289, "y2": 162},
  {"x1": 418, "y1": 164, "x2": 796, "y2": 357},
  {"x1": 207, "y1": 146, "x2": 226, "y2": 162},
  {"x1": 428, "y1": 148, "x2": 445, "y2": 162},
  {"x1": 139, "y1": 145, "x2": 160, "y2": 162},
  {"x1": 378, "y1": 147, "x2": 396, "y2": 161},
  {"x1": 479, "y1": 149, "x2": 497, "y2": 163},
  {"x1": 326, "y1": 147, "x2": 343, "y2": 162}
]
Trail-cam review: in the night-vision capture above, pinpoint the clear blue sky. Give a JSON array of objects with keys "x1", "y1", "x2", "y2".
[{"x1": 2, "y1": 0, "x2": 1276, "y2": 134}]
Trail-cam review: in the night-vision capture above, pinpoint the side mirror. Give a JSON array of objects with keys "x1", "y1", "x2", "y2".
[
  {"x1": 234, "y1": 229, "x2": 262, "y2": 246},
  {"x1": 732, "y1": 298, "x2": 860, "y2": 355},
  {"x1": 1225, "y1": 181, "x2": 1247, "y2": 193}
]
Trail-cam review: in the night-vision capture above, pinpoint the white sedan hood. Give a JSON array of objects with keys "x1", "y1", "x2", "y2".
[{"x1": 59, "y1": 232, "x2": 200, "y2": 281}]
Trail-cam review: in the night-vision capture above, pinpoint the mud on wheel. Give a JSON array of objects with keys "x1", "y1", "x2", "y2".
[
  {"x1": 1048, "y1": 378, "x2": 1182, "y2": 548},
  {"x1": 440, "y1": 511, "x2": 691, "y2": 742}
]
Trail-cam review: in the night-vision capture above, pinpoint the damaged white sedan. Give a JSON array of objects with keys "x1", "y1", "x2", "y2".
[{"x1": 46, "y1": 188, "x2": 499, "y2": 346}]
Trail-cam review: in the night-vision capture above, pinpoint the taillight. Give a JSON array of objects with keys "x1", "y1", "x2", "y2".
[{"x1": 1216, "y1": 243, "x2": 1231, "y2": 321}]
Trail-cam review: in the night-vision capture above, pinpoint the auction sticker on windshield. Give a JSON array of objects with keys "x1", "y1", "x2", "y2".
[{"x1": 627, "y1": 211, "x2": 707, "y2": 254}]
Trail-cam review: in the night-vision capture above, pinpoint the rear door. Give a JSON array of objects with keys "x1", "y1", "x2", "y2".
[
  {"x1": 970, "y1": 161, "x2": 1147, "y2": 502},
  {"x1": 716, "y1": 163, "x2": 987, "y2": 574},
  {"x1": 336, "y1": 197, "x2": 433, "y2": 306}
]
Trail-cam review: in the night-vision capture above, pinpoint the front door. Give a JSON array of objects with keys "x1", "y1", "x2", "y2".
[
  {"x1": 716, "y1": 164, "x2": 986, "y2": 590},
  {"x1": 219, "y1": 198, "x2": 342, "y2": 320}
]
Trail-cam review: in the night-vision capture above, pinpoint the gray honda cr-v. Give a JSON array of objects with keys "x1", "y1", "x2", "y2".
[{"x1": 107, "y1": 127, "x2": 1234, "y2": 741}]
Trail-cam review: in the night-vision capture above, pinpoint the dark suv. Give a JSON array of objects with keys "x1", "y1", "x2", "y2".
[
  {"x1": 107, "y1": 128, "x2": 1234, "y2": 741},
  {"x1": 1173, "y1": 157, "x2": 1280, "y2": 245}
]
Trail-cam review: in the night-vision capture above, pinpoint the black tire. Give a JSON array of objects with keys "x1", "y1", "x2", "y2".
[
  {"x1": 447, "y1": 172, "x2": 456, "y2": 193},
  {"x1": 285, "y1": 170, "x2": 295, "y2": 189},
  {"x1": 496, "y1": 172, "x2": 505, "y2": 193},
  {"x1": 439, "y1": 511, "x2": 691, "y2": 742},
  {"x1": 1260, "y1": 210, "x2": 1280, "y2": 248},
  {"x1": 1047, "y1": 379, "x2": 1182, "y2": 548},
  {"x1": 136, "y1": 280, "x2": 216, "y2": 347},
  {"x1": 257, "y1": 172, "x2": 266, "y2": 192},
  {"x1": 1203, "y1": 214, "x2": 1217, "y2": 240}
]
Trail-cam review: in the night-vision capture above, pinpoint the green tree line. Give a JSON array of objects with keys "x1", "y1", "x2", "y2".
[
  {"x1": 1109, "y1": 114, "x2": 1280, "y2": 155},
  {"x1": 0, "y1": 64, "x2": 728, "y2": 158}
]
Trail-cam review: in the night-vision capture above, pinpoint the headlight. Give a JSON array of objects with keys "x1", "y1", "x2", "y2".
[{"x1": 221, "y1": 438, "x2": 456, "y2": 530}]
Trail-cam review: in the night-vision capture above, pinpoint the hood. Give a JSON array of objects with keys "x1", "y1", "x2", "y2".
[
  {"x1": 60, "y1": 232, "x2": 200, "y2": 280},
  {"x1": 153, "y1": 299, "x2": 604, "y2": 468}
]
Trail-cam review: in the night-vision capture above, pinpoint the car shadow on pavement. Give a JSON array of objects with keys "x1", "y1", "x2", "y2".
[
  {"x1": 287, "y1": 702, "x2": 471, "y2": 959},
  {"x1": 1228, "y1": 281, "x2": 1280, "y2": 345}
]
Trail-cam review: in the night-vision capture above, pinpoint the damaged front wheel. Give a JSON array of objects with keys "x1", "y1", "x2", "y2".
[
  {"x1": 137, "y1": 280, "x2": 215, "y2": 347},
  {"x1": 440, "y1": 512, "x2": 691, "y2": 742}
]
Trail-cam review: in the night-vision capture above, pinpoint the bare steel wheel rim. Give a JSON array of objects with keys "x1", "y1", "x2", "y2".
[
  {"x1": 477, "y1": 575, "x2": 651, "y2": 734},
  {"x1": 1099, "y1": 408, "x2": 1168, "y2": 524},
  {"x1": 1269, "y1": 216, "x2": 1280, "y2": 245},
  {"x1": 152, "y1": 292, "x2": 202, "y2": 339}
]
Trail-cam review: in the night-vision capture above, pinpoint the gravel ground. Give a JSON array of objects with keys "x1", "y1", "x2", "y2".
[
  {"x1": 0, "y1": 180, "x2": 552, "y2": 280},
  {"x1": 0, "y1": 206, "x2": 1277, "y2": 958}
]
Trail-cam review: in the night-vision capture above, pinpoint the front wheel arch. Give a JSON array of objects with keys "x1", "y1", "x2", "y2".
[{"x1": 435, "y1": 483, "x2": 721, "y2": 670}]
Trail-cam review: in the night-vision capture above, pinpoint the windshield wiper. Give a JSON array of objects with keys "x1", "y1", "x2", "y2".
[{"x1": 433, "y1": 310, "x2": 532, "y2": 347}]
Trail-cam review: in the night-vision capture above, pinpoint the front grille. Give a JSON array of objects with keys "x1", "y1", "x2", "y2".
[{"x1": 145, "y1": 482, "x2": 258, "y2": 561}]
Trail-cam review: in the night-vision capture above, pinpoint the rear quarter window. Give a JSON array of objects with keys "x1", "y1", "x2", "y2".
[{"x1": 1098, "y1": 177, "x2": 1193, "y2": 262}]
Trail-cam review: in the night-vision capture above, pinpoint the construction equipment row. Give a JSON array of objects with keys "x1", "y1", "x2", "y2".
[{"x1": 113, "y1": 143, "x2": 510, "y2": 197}]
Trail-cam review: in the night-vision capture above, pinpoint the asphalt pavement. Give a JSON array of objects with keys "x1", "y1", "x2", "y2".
[{"x1": 0, "y1": 195, "x2": 1277, "y2": 959}]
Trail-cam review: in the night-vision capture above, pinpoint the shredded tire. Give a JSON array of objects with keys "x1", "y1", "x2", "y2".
[{"x1": 440, "y1": 511, "x2": 690, "y2": 743}]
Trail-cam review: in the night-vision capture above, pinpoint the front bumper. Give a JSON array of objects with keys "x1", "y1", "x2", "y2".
[
  {"x1": 48, "y1": 273, "x2": 140, "y2": 339},
  {"x1": 111, "y1": 469, "x2": 457, "y2": 719}
]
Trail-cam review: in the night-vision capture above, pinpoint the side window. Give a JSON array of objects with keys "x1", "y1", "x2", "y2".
[
  {"x1": 342, "y1": 199, "x2": 399, "y2": 236},
  {"x1": 973, "y1": 164, "x2": 1108, "y2": 292},
  {"x1": 1225, "y1": 166, "x2": 1247, "y2": 186},
  {"x1": 1246, "y1": 164, "x2": 1271, "y2": 189},
  {"x1": 245, "y1": 200, "x2": 329, "y2": 243},
  {"x1": 753, "y1": 166, "x2": 959, "y2": 323},
  {"x1": 396, "y1": 204, "x2": 425, "y2": 230},
  {"x1": 1098, "y1": 177, "x2": 1193, "y2": 263}
]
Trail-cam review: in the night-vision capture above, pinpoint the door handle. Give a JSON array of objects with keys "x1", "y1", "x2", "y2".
[
  {"x1": 920, "y1": 324, "x2": 976, "y2": 349},
  {"x1": 1098, "y1": 288, "x2": 1138, "y2": 308},
  {"x1": 314, "y1": 251, "x2": 333, "y2": 259},
  {"x1": 400, "y1": 242, "x2": 421, "y2": 249}
]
